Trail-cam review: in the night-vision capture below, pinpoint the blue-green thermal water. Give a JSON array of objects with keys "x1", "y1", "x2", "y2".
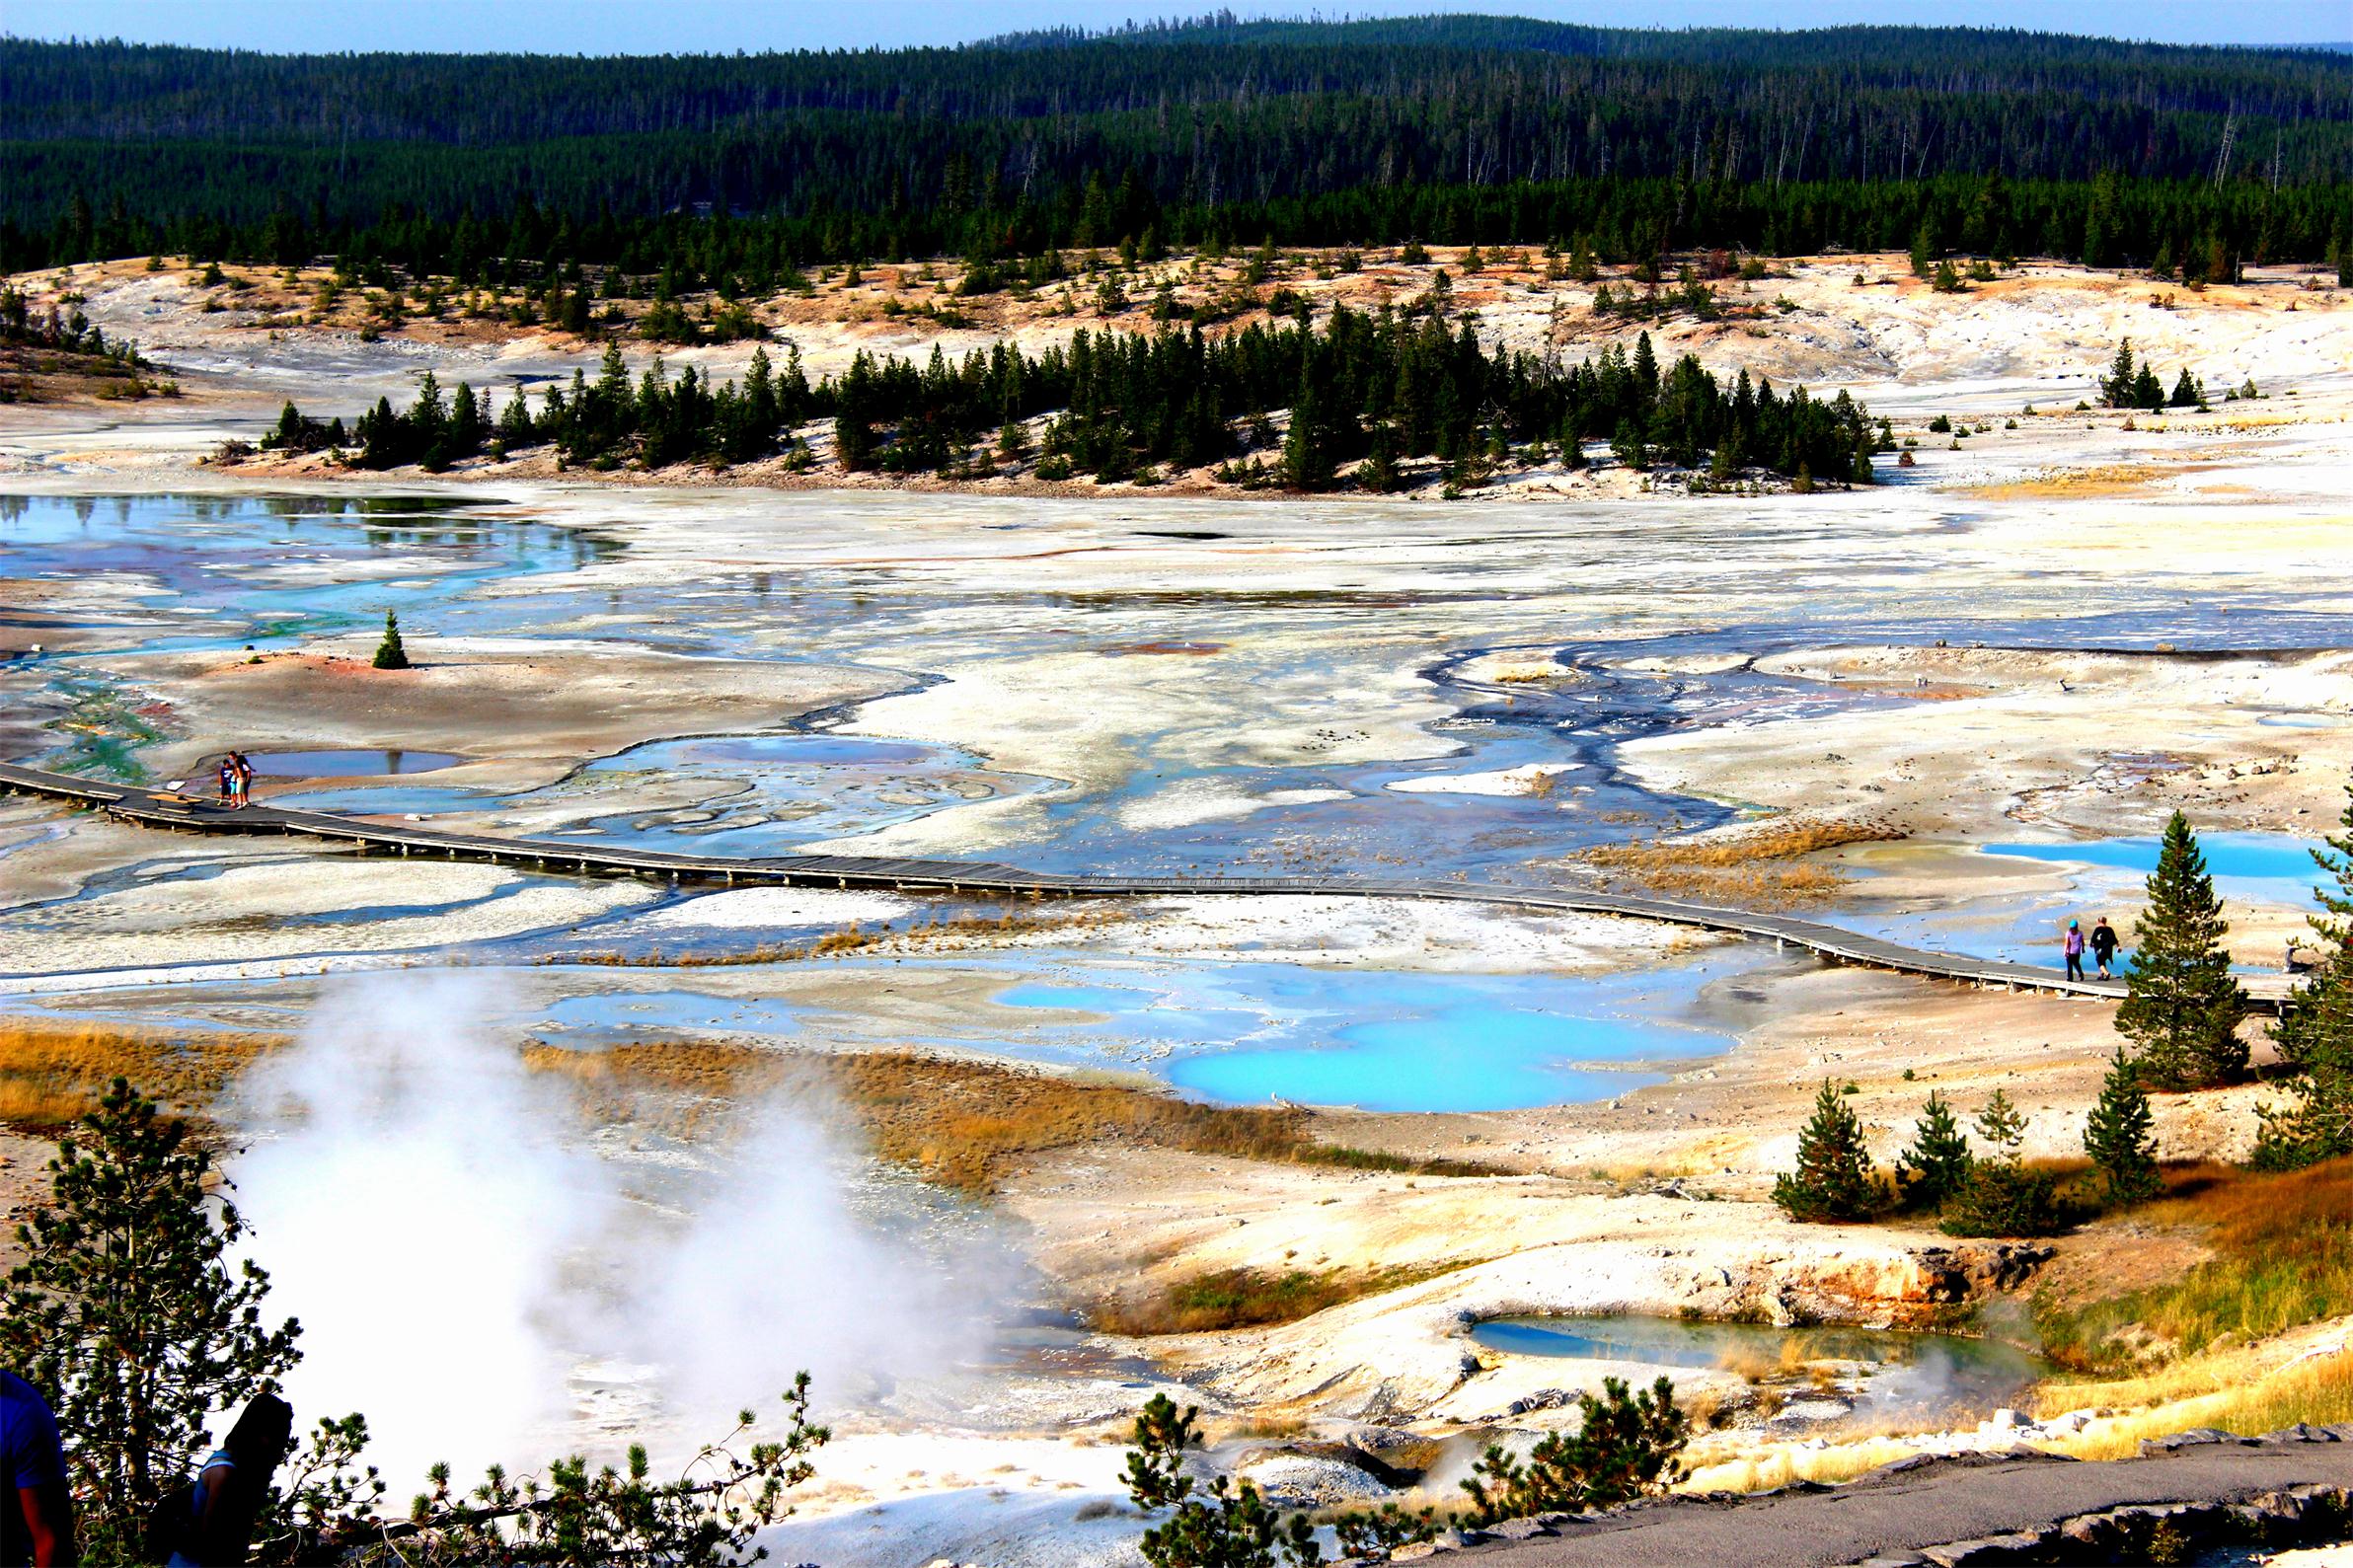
[
  {"x1": 1472, "y1": 1314, "x2": 2040, "y2": 1418},
  {"x1": 1981, "y1": 834, "x2": 2325, "y2": 904},
  {"x1": 998, "y1": 955, "x2": 1753, "y2": 1111},
  {"x1": 1847, "y1": 833, "x2": 2325, "y2": 969},
  {"x1": 527, "y1": 946, "x2": 1773, "y2": 1112}
]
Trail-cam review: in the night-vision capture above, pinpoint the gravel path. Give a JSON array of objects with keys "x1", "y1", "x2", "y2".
[{"x1": 1457, "y1": 1436, "x2": 2353, "y2": 1567}]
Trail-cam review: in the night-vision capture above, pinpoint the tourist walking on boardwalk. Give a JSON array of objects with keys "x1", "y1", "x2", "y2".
[
  {"x1": 2090, "y1": 916, "x2": 2120, "y2": 979},
  {"x1": 2063, "y1": 920, "x2": 2087, "y2": 981},
  {"x1": 228, "y1": 752, "x2": 253, "y2": 810},
  {"x1": 216, "y1": 755, "x2": 237, "y2": 809}
]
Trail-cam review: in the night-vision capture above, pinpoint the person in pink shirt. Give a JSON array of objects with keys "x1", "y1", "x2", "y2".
[{"x1": 2063, "y1": 920, "x2": 2087, "y2": 981}]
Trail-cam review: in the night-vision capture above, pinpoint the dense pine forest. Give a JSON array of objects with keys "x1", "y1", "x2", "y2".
[
  {"x1": 6, "y1": 17, "x2": 2350, "y2": 275},
  {"x1": 257, "y1": 315, "x2": 1880, "y2": 493}
]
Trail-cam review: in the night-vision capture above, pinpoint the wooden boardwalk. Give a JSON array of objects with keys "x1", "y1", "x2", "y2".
[{"x1": 0, "y1": 763, "x2": 2294, "y2": 1010}]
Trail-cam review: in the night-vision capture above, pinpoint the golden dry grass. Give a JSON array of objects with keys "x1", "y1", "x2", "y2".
[
  {"x1": 553, "y1": 906, "x2": 1123, "y2": 970},
  {"x1": 2206, "y1": 413, "x2": 2306, "y2": 431},
  {"x1": 1682, "y1": 1435, "x2": 1933, "y2": 1495},
  {"x1": 2035, "y1": 1350, "x2": 2353, "y2": 1460},
  {"x1": 1711, "y1": 1336, "x2": 1832, "y2": 1383},
  {"x1": 1581, "y1": 819, "x2": 1905, "y2": 907},
  {"x1": 2035, "y1": 1158, "x2": 2353, "y2": 1374},
  {"x1": 1091, "y1": 1260, "x2": 1473, "y2": 1336},
  {"x1": 520, "y1": 1040, "x2": 1503, "y2": 1192},
  {"x1": 0, "y1": 1017, "x2": 277, "y2": 1131},
  {"x1": 1965, "y1": 464, "x2": 2166, "y2": 500}
]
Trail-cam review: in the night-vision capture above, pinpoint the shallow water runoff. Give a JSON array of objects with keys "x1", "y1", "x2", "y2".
[{"x1": 1473, "y1": 1313, "x2": 2041, "y2": 1422}]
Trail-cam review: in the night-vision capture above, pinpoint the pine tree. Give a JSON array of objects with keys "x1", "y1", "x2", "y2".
[
  {"x1": 1282, "y1": 377, "x2": 1336, "y2": 492},
  {"x1": 1772, "y1": 1081, "x2": 1884, "y2": 1222},
  {"x1": 2117, "y1": 811, "x2": 2248, "y2": 1088},
  {"x1": 834, "y1": 411, "x2": 874, "y2": 471},
  {"x1": 1940, "y1": 1089, "x2": 2066, "y2": 1237},
  {"x1": 1975, "y1": 1088, "x2": 2026, "y2": 1159},
  {"x1": 1358, "y1": 421, "x2": 1401, "y2": 492},
  {"x1": 0, "y1": 1081, "x2": 303, "y2": 1560},
  {"x1": 1611, "y1": 416, "x2": 1648, "y2": 472},
  {"x1": 493, "y1": 385, "x2": 534, "y2": 454},
  {"x1": 1897, "y1": 1090, "x2": 1973, "y2": 1211},
  {"x1": 2101, "y1": 339, "x2": 2138, "y2": 408},
  {"x1": 2084, "y1": 1046, "x2": 2162, "y2": 1206},
  {"x1": 2254, "y1": 777, "x2": 2353, "y2": 1169},
  {"x1": 373, "y1": 608, "x2": 410, "y2": 670},
  {"x1": 1631, "y1": 332, "x2": 1659, "y2": 402}
]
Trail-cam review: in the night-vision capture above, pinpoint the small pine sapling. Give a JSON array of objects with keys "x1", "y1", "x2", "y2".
[
  {"x1": 1772, "y1": 1081, "x2": 1885, "y2": 1222},
  {"x1": 372, "y1": 609, "x2": 411, "y2": 670},
  {"x1": 1897, "y1": 1090, "x2": 1974, "y2": 1212},
  {"x1": 2084, "y1": 1045, "x2": 2163, "y2": 1206},
  {"x1": 1941, "y1": 1090, "x2": 2065, "y2": 1236}
]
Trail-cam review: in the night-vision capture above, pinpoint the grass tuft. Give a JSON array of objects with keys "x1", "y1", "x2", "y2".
[
  {"x1": 1092, "y1": 1261, "x2": 1473, "y2": 1335},
  {"x1": 552, "y1": 905, "x2": 1124, "y2": 969},
  {"x1": 1581, "y1": 818, "x2": 1904, "y2": 906},
  {"x1": 519, "y1": 1041, "x2": 1507, "y2": 1192},
  {"x1": 2036, "y1": 1351, "x2": 2353, "y2": 1459},
  {"x1": 0, "y1": 1018, "x2": 275, "y2": 1132},
  {"x1": 2034, "y1": 1158, "x2": 2353, "y2": 1374}
]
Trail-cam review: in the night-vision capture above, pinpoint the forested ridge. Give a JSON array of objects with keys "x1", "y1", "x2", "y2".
[{"x1": 5, "y1": 18, "x2": 2350, "y2": 275}]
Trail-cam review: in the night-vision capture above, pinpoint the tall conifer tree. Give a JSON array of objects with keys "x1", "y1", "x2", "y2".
[
  {"x1": 2255, "y1": 778, "x2": 2353, "y2": 1169},
  {"x1": 2117, "y1": 812, "x2": 2247, "y2": 1088}
]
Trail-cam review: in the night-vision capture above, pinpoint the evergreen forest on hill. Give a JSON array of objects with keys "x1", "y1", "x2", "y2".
[{"x1": 5, "y1": 17, "x2": 2351, "y2": 276}]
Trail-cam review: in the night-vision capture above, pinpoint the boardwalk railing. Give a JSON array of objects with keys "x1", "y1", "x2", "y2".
[{"x1": 0, "y1": 763, "x2": 2292, "y2": 1010}]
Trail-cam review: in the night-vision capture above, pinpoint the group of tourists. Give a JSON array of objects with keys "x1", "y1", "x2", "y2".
[
  {"x1": 213, "y1": 752, "x2": 254, "y2": 810},
  {"x1": 2062, "y1": 916, "x2": 2121, "y2": 981},
  {"x1": 3, "y1": 1371, "x2": 291, "y2": 1566}
]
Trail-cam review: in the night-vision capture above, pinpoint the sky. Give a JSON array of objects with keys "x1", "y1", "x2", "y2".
[{"x1": 5, "y1": 0, "x2": 2346, "y2": 52}]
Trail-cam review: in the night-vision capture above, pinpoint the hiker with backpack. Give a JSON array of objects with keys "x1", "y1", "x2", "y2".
[{"x1": 2089, "y1": 916, "x2": 2121, "y2": 979}]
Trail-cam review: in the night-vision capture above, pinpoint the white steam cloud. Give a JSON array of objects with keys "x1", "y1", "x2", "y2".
[{"x1": 230, "y1": 972, "x2": 1008, "y2": 1484}]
